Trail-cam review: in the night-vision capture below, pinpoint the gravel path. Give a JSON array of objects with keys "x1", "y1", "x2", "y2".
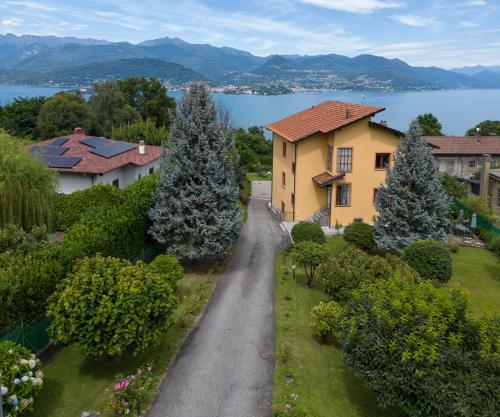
[{"x1": 148, "y1": 195, "x2": 287, "y2": 417}]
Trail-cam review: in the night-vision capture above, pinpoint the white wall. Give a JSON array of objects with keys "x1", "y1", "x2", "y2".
[{"x1": 58, "y1": 172, "x2": 93, "y2": 194}]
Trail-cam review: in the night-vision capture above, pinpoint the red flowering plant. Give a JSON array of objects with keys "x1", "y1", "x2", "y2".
[{"x1": 107, "y1": 364, "x2": 155, "y2": 416}]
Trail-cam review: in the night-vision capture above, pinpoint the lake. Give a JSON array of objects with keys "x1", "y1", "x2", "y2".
[{"x1": 2, "y1": 85, "x2": 500, "y2": 135}]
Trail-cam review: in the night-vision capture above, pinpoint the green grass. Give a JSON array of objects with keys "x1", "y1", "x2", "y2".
[
  {"x1": 246, "y1": 171, "x2": 272, "y2": 181},
  {"x1": 449, "y1": 246, "x2": 500, "y2": 316},
  {"x1": 273, "y1": 236, "x2": 396, "y2": 417},
  {"x1": 27, "y1": 273, "x2": 218, "y2": 417}
]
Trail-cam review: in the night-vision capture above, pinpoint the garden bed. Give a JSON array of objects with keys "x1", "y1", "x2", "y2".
[{"x1": 26, "y1": 273, "x2": 218, "y2": 417}]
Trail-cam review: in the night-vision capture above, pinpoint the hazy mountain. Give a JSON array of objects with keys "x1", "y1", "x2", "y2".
[
  {"x1": 452, "y1": 65, "x2": 500, "y2": 76},
  {"x1": 0, "y1": 58, "x2": 204, "y2": 86},
  {"x1": 0, "y1": 34, "x2": 496, "y2": 91}
]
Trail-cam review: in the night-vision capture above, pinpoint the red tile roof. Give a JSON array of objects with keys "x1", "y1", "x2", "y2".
[
  {"x1": 266, "y1": 100, "x2": 385, "y2": 142},
  {"x1": 424, "y1": 136, "x2": 500, "y2": 155},
  {"x1": 32, "y1": 132, "x2": 161, "y2": 174},
  {"x1": 312, "y1": 172, "x2": 345, "y2": 187}
]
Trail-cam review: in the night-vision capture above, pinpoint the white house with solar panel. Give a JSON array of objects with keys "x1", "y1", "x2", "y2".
[{"x1": 31, "y1": 127, "x2": 162, "y2": 194}]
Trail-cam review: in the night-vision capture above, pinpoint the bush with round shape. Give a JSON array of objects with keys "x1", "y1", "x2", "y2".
[
  {"x1": 47, "y1": 254, "x2": 180, "y2": 358},
  {"x1": 146, "y1": 254, "x2": 184, "y2": 290},
  {"x1": 291, "y1": 222, "x2": 325, "y2": 245},
  {"x1": 310, "y1": 301, "x2": 344, "y2": 340},
  {"x1": 292, "y1": 241, "x2": 329, "y2": 287},
  {"x1": 0, "y1": 340, "x2": 44, "y2": 416},
  {"x1": 317, "y1": 246, "x2": 419, "y2": 303},
  {"x1": 340, "y1": 274, "x2": 499, "y2": 417},
  {"x1": 343, "y1": 221, "x2": 375, "y2": 251},
  {"x1": 402, "y1": 240, "x2": 452, "y2": 282}
]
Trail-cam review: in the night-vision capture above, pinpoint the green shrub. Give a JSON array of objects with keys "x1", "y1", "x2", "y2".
[
  {"x1": 402, "y1": 240, "x2": 452, "y2": 282},
  {"x1": 486, "y1": 235, "x2": 500, "y2": 257},
  {"x1": 0, "y1": 242, "x2": 73, "y2": 330},
  {"x1": 441, "y1": 172, "x2": 467, "y2": 199},
  {"x1": 0, "y1": 341, "x2": 44, "y2": 416},
  {"x1": 292, "y1": 241, "x2": 329, "y2": 287},
  {"x1": 0, "y1": 224, "x2": 47, "y2": 253},
  {"x1": 291, "y1": 222, "x2": 325, "y2": 245},
  {"x1": 65, "y1": 175, "x2": 157, "y2": 260},
  {"x1": 340, "y1": 275, "x2": 499, "y2": 417},
  {"x1": 317, "y1": 247, "x2": 419, "y2": 303},
  {"x1": 238, "y1": 174, "x2": 251, "y2": 205},
  {"x1": 310, "y1": 301, "x2": 343, "y2": 340},
  {"x1": 47, "y1": 254, "x2": 179, "y2": 357},
  {"x1": 54, "y1": 184, "x2": 123, "y2": 231},
  {"x1": 343, "y1": 221, "x2": 375, "y2": 251},
  {"x1": 146, "y1": 254, "x2": 184, "y2": 290}
]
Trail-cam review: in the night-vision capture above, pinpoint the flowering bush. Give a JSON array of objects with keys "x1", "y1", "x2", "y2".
[
  {"x1": 0, "y1": 341, "x2": 43, "y2": 416},
  {"x1": 107, "y1": 365, "x2": 155, "y2": 416}
]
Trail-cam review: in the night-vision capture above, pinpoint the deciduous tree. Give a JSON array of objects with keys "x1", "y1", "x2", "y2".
[
  {"x1": 466, "y1": 120, "x2": 500, "y2": 136},
  {"x1": 416, "y1": 112, "x2": 443, "y2": 136}
]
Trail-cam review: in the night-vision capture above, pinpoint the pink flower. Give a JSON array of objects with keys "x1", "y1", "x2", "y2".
[
  {"x1": 114, "y1": 384, "x2": 121, "y2": 391},
  {"x1": 147, "y1": 367, "x2": 153, "y2": 372}
]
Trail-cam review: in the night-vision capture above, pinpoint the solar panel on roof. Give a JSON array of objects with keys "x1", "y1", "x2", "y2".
[
  {"x1": 80, "y1": 137, "x2": 109, "y2": 148},
  {"x1": 51, "y1": 137, "x2": 69, "y2": 146},
  {"x1": 41, "y1": 156, "x2": 82, "y2": 168},
  {"x1": 31, "y1": 146, "x2": 69, "y2": 156},
  {"x1": 89, "y1": 141, "x2": 136, "y2": 158}
]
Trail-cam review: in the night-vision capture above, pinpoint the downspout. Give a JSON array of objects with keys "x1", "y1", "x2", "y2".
[{"x1": 293, "y1": 142, "x2": 297, "y2": 221}]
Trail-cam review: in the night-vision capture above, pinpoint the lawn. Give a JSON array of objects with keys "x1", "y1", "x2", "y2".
[
  {"x1": 27, "y1": 273, "x2": 218, "y2": 417},
  {"x1": 273, "y1": 236, "x2": 398, "y2": 417},
  {"x1": 449, "y1": 246, "x2": 500, "y2": 316},
  {"x1": 246, "y1": 171, "x2": 272, "y2": 181}
]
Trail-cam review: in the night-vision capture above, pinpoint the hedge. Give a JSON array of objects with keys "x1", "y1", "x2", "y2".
[{"x1": 402, "y1": 240, "x2": 452, "y2": 282}]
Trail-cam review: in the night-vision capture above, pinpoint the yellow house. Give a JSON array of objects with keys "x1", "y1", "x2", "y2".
[{"x1": 266, "y1": 100, "x2": 403, "y2": 227}]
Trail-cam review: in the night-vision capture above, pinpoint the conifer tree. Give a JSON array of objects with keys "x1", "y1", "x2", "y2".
[
  {"x1": 149, "y1": 83, "x2": 242, "y2": 261},
  {"x1": 374, "y1": 121, "x2": 451, "y2": 251}
]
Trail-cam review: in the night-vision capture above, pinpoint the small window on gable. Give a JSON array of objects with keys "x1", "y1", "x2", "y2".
[
  {"x1": 469, "y1": 159, "x2": 476, "y2": 168},
  {"x1": 375, "y1": 153, "x2": 390, "y2": 169},
  {"x1": 149, "y1": 167, "x2": 154, "y2": 175},
  {"x1": 282, "y1": 171, "x2": 286, "y2": 187},
  {"x1": 282, "y1": 142, "x2": 287, "y2": 158},
  {"x1": 112, "y1": 179, "x2": 119, "y2": 188},
  {"x1": 373, "y1": 188, "x2": 378, "y2": 205},
  {"x1": 292, "y1": 162, "x2": 296, "y2": 175},
  {"x1": 138, "y1": 173, "x2": 142, "y2": 180}
]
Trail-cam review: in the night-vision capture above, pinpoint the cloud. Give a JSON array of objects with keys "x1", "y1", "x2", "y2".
[
  {"x1": 297, "y1": 0, "x2": 403, "y2": 14},
  {"x1": 1, "y1": 17, "x2": 23, "y2": 26},
  {"x1": 390, "y1": 14, "x2": 428, "y2": 27},
  {"x1": 465, "y1": 0, "x2": 486, "y2": 6},
  {"x1": 458, "y1": 20, "x2": 478, "y2": 28}
]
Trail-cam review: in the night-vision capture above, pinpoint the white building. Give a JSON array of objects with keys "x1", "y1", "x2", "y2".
[{"x1": 31, "y1": 127, "x2": 161, "y2": 194}]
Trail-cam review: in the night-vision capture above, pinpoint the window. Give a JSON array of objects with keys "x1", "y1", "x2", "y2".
[
  {"x1": 373, "y1": 188, "x2": 378, "y2": 205},
  {"x1": 149, "y1": 167, "x2": 154, "y2": 175},
  {"x1": 375, "y1": 153, "x2": 390, "y2": 169},
  {"x1": 337, "y1": 148, "x2": 352, "y2": 173},
  {"x1": 292, "y1": 162, "x2": 296, "y2": 175},
  {"x1": 281, "y1": 201, "x2": 285, "y2": 214},
  {"x1": 112, "y1": 179, "x2": 119, "y2": 188},
  {"x1": 335, "y1": 184, "x2": 351, "y2": 206},
  {"x1": 354, "y1": 218, "x2": 363, "y2": 223},
  {"x1": 291, "y1": 193, "x2": 295, "y2": 206},
  {"x1": 282, "y1": 171, "x2": 286, "y2": 188},
  {"x1": 282, "y1": 142, "x2": 287, "y2": 158},
  {"x1": 138, "y1": 173, "x2": 142, "y2": 180},
  {"x1": 327, "y1": 145, "x2": 333, "y2": 171},
  {"x1": 469, "y1": 159, "x2": 476, "y2": 168}
]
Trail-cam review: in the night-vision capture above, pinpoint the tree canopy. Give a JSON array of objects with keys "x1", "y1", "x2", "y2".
[
  {"x1": 0, "y1": 130, "x2": 57, "y2": 229},
  {"x1": 374, "y1": 121, "x2": 451, "y2": 251},
  {"x1": 37, "y1": 91, "x2": 96, "y2": 138},
  {"x1": 88, "y1": 80, "x2": 140, "y2": 136},
  {"x1": 234, "y1": 126, "x2": 272, "y2": 172},
  {"x1": 112, "y1": 118, "x2": 169, "y2": 146},
  {"x1": 149, "y1": 83, "x2": 242, "y2": 261},
  {"x1": 416, "y1": 113, "x2": 443, "y2": 136},
  {"x1": 0, "y1": 96, "x2": 47, "y2": 139},
  {"x1": 466, "y1": 120, "x2": 500, "y2": 136}
]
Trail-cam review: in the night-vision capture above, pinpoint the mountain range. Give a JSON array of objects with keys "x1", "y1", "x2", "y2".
[{"x1": 0, "y1": 33, "x2": 499, "y2": 92}]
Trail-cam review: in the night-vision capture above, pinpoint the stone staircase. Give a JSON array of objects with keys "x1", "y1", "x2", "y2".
[{"x1": 306, "y1": 206, "x2": 329, "y2": 226}]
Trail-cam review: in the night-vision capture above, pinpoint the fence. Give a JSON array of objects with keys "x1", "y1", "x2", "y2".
[
  {"x1": 0, "y1": 317, "x2": 51, "y2": 354},
  {"x1": 454, "y1": 200, "x2": 500, "y2": 235}
]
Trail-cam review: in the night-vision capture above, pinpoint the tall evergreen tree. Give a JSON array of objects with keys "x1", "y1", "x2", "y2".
[
  {"x1": 149, "y1": 83, "x2": 242, "y2": 261},
  {"x1": 374, "y1": 121, "x2": 451, "y2": 251}
]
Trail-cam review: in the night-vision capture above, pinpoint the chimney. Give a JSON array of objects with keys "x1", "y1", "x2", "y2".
[
  {"x1": 346, "y1": 108, "x2": 352, "y2": 119},
  {"x1": 74, "y1": 127, "x2": 85, "y2": 135},
  {"x1": 380, "y1": 120, "x2": 387, "y2": 126},
  {"x1": 479, "y1": 154, "x2": 491, "y2": 199},
  {"x1": 139, "y1": 140, "x2": 145, "y2": 155}
]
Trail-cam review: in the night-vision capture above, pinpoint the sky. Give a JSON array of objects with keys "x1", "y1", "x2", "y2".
[{"x1": 0, "y1": 0, "x2": 499, "y2": 68}]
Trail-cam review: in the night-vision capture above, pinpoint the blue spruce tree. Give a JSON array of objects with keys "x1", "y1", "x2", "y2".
[
  {"x1": 149, "y1": 83, "x2": 242, "y2": 261},
  {"x1": 374, "y1": 120, "x2": 451, "y2": 251}
]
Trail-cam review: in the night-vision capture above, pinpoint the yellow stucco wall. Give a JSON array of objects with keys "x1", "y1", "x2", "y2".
[
  {"x1": 271, "y1": 133, "x2": 296, "y2": 220},
  {"x1": 271, "y1": 117, "x2": 400, "y2": 225}
]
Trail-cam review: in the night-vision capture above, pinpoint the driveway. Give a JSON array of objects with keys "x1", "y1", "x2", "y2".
[{"x1": 148, "y1": 192, "x2": 287, "y2": 417}]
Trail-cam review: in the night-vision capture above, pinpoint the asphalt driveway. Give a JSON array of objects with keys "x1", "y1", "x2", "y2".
[{"x1": 148, "y1": 195, "x2": 287, "y2": 417}]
